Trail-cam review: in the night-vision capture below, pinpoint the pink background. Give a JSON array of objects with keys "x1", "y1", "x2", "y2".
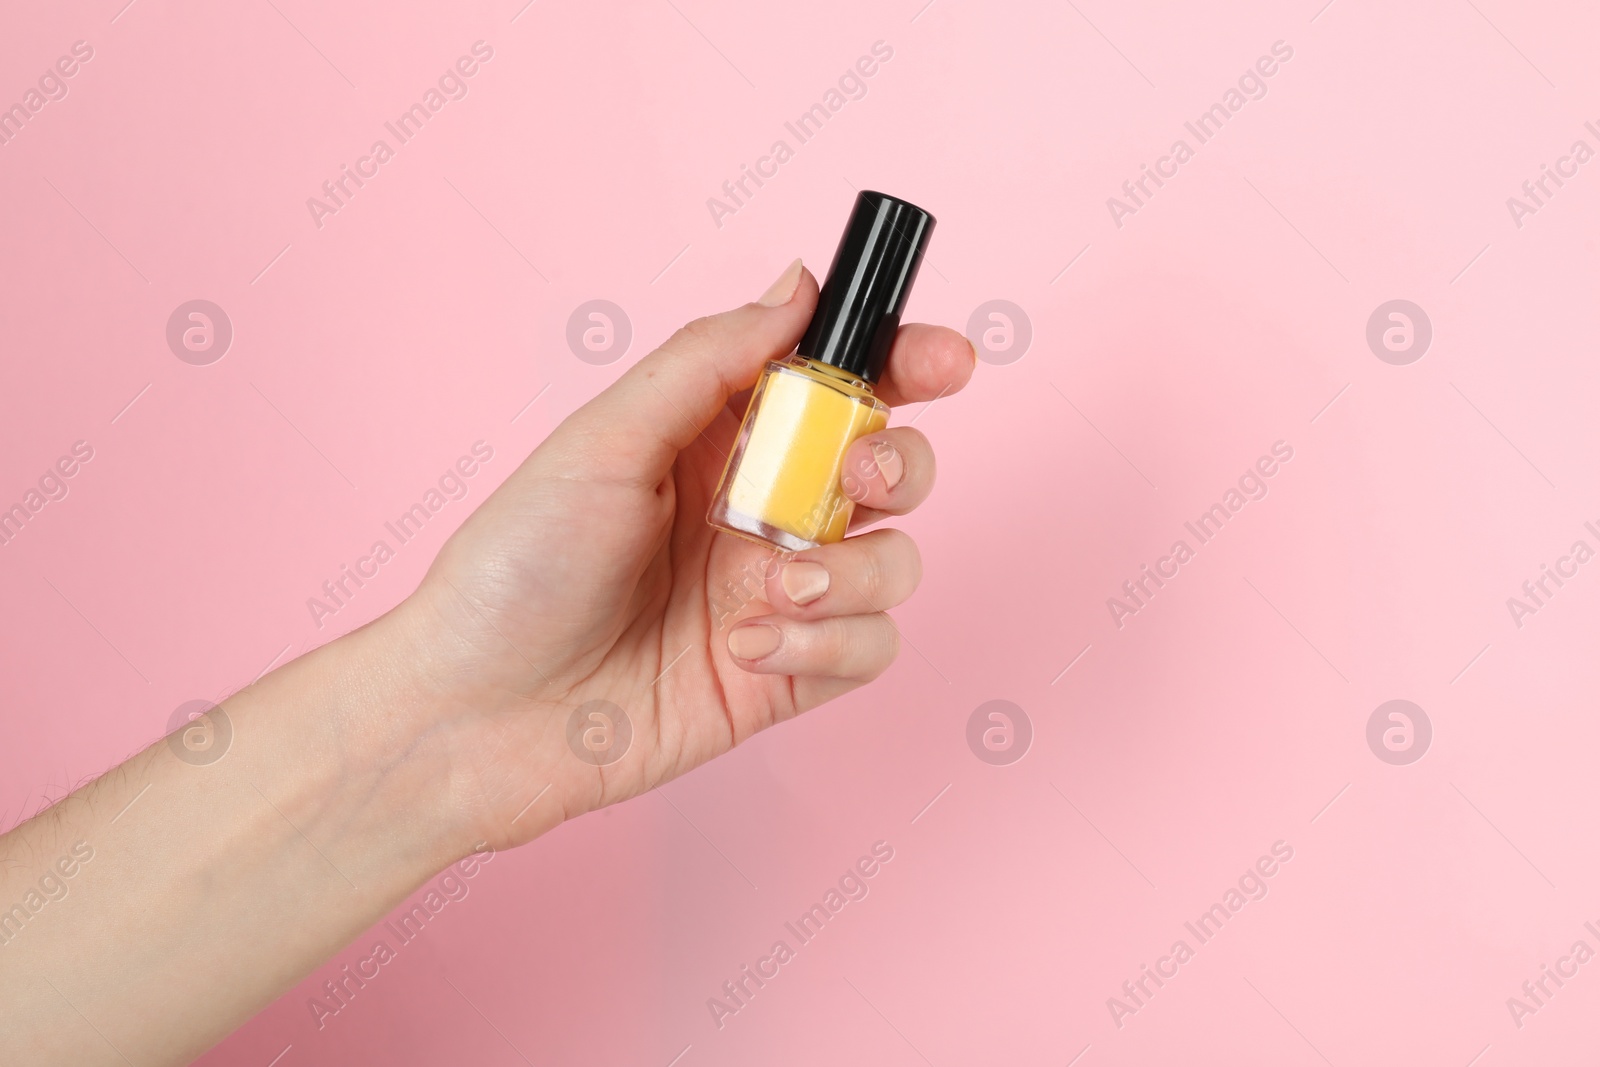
[{"x1": 4, "y1": 0, "x2": 1599, "y2": 1063}]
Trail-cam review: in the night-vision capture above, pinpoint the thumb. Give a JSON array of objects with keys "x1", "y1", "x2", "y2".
[{"x1": 556, "y1": 259, "x2": 817, "y2": 485}]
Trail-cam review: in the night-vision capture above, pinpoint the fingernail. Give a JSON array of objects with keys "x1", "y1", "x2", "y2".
[
  {"x1": 967, "y1": 334, "x2": 980, "y2": 366},
  {"x1": 872, "y1": 440, "x2": 904, "y2": 490},
  {"x1": 781, "y1": 561, "x2": 830, "y2": 605},
  {"x1": 728, "y1": 624, "x2": 782, "y2": 660},
  {"x1": 757, "y1": 258, "x2": 803, "y2": 307}
]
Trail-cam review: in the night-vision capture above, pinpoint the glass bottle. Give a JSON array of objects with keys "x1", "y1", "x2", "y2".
[{"x1": 708, "y1": 190, "x2": 935, "y2": 552}]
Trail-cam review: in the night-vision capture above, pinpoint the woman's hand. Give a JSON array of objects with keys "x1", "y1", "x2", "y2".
[
  {"x1": 389, "y1": 259, "x2": 975, "y2": 851},
  {"x1": 0, "y1": 260, "x2": 971, "y2": 1066}
]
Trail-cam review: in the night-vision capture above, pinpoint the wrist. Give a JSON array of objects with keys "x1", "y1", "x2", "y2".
[
  {"x1": 234, "y1": 607, "x2": 480, "y2": 891},
  {"x1": 354, "y1": 586, "x2": 578, "y2": 851}
]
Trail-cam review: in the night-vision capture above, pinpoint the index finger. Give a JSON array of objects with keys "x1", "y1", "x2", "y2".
[{"x1": 874, "y1": 323, "x2": 978, "y2": 408}]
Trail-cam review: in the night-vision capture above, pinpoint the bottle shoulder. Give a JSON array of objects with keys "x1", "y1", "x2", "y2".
[{"x1": 763, "y1": 356, "x2": 882, "y2": 405}]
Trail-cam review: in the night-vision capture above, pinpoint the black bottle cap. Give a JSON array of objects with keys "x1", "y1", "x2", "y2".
[{"x1": 797, "y1": 190, "x2": 935, "y2": 385}]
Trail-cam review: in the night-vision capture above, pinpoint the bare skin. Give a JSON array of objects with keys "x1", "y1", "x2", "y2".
[{"x1": 0, "y1": 260, "x2": 974, "y2": 1065}]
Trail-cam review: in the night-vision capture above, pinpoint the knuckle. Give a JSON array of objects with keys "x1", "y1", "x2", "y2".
[
  {"x1": 822, "y1": 616, "x2": 856, "y2": 662},
  {"x1": 874, "y1": 529, "x2": 921, "y2": 601},
  {"x1": 865, "y1": 617, "x2": 900, "y2": 680},
  {"x1": 902, "y1": 536, "x2": 924, "y2": 592},
  {"x1": 879, "y1": 617, "x2": 901, "y2": 661},
  {"x1": 856, "y1": 541, "x2": 889, "y2": 605},
  {"x1": 823, "y1": 614, "x2": 898, "y2": 680},
  {"x1": 671, "y1": 315, "x2": 722, "y2": 351}
]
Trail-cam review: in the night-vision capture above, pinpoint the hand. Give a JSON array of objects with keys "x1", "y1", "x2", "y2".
[
  {"x1": 390, "y1": 259, "x2": 975, "y2": 850},
  {"x1": 0, "y1": 260, "x2": 972, "y2": 1066}
]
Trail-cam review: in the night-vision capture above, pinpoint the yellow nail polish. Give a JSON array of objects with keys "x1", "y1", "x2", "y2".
[{"x1": 708, "y1": 191, "x2": 935, "y2": 552}]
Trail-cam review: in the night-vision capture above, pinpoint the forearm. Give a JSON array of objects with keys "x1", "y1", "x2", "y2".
[{"x1": 0, "y1": 609, "x2": 471, "y2": 1066}]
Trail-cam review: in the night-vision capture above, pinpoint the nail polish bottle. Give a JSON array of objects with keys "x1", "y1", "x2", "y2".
[{"x1": 708, "y1": 190, "x2": 935, "y2": 552}]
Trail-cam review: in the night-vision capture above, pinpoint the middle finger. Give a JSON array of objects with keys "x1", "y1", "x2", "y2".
[{"x1": 762, "y1": 527, "x2": 922, "y2": 620}]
